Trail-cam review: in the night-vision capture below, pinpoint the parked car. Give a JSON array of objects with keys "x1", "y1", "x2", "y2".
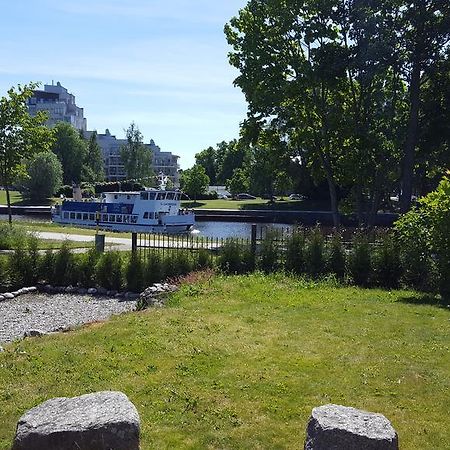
[
  {"x1": 218, "y1": 193, "x2": 230, "y2": 199},
  {"x1": 235, "y1": 193, "x2": 257, "y2": 200},
  {"x1": 288, "y1": 193, "x2": 303, "y2": 200},
  {"x1": 261, "y1": 193, "x2": 277, "y2": 201}
]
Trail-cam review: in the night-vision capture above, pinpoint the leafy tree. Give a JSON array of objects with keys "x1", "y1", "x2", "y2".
[
  {"x1": 398, "y1": 0, "x2": 450, "y2": 212},
  {"x1": 0, "y1": 83, "x2": 53, "y2": 223},
  {"x1": 120, "y1": 122, "x2": 154, "y2": 182},
  {"x1": 180, "y1": 164, "x2": 210, "y2": 202},
  {"x1": 227, "y1": 168, "x2": 249, "y2": 198},
  {"x1": 22, "y1": 151, "x2": 63, "y2": 201},
  {"x1": 216, "y1": 140, "x2": 249, "y2": 184},
  {"x1": 395, "y1": 172, "x2": 450, "y2": 302},
  {"x1": 52, "y1": 122, "x2": 87, "y2": 184},
  {"x1": 195, "y1": 146, "x2": 218, "y2": 185},
  {"x1": 82, "y1": 130, "x2": 105, "y2": 182}
]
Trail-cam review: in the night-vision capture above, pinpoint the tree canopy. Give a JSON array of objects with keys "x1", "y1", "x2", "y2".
[
  {"x1": 120, "y1": 122, "x2": 154, "y2": 183},
  {"x1": 180, "y1": 164, "x2": 210, "y2": 202},
  {"x1": 0, "y1": 83, "x2": 53, "y2": 222}
]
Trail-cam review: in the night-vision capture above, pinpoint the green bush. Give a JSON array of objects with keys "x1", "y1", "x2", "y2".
[
  {"x1": 126, "y1": 252, "x2": 144, "y2": 292},
  {"x1": 0, "y1": 225, "x2": 28, "y2": 250},
  {"x1": 195, "y1": 248, "x2": 212, "y2": 270},
  {"x1": 53, "y1": 243, "x2": 74, "y2": 286},
  {"x1": 285, "y1": 231, "x2": 306, "y2": 274},
  {"x1": 95, "y1": 252, "x2": 123, "y2": 290},
  {"x1": 75, "y1": 249, "x2": 100, "y2": 287},
  {"x1": 395, "y1": 172, "x2": 450, "y2": 301},
  {"x1": 349, "y1": 233, "x2": 372, "y2": 286},
  {"x1": 39, "y1": 250, "x2": 55, "y2": 284},
  {"x1": 144, "y1": 251, "x2": 164, "y2": 285},
  {"x1": 258, "y1": 230, "x2": 280, "y2": 273},
  {"x1": 306, "y1": 227, "x2": 325, "y2": 277},
  {"x1": 163, "y1": 250, "x2": 193, "y2": 278},
  {"x1": 218, "y1": 240, "x2": 253, "y2": 274},
  {"x1": 373, "y1": 231, "x2": 402, "y2": 289},
  {"x1": 326, "y1": 232, "x2": 346, "y2": 279},
  {"x1": 8, "y1": 235, "x2": 40, "y2": 287}
]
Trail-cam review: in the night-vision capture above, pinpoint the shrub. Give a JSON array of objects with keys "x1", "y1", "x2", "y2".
[
  {"x1": 195, "y1": 248, "x2": 212, "y2": 270},
  {"x1": 258, "y1": 230, "x2": 279, "y2": 273},
  {"x1": 143, "y1": 251, "x2": 164, "y2": 285},
  {"x1": 326, "y1": 232, "x2": 346, "y2": 279},
  {"x1": 126, "y1": 252, "x2": 144, "y2": 292},
  {"x1": 39, "y1": 250, "x2": 55, "y2": 284},
  {"x1": 395, "y1": 172, "x2": 450, "y2": 301},
  {"x1": 53, "y1": 243, "x2": 74, "y2": 285},
  {"x1": 218, "y1": 239, "x2": 253, "y2": 274},
  {"x1": 285, "y1": 230, "x2": 306, "y2": 274},
  {"x1": 8, "y1": 235, "x2": 40, "y2": 287},
  {"x1": 0, "y1": 225, "x2": 28, "y2": 250},
  {"x1": 373, "y1": 231, "x2": 402, "y2": 289},
  {"x1": 306, "y1": 227, "x2": 325, "y2": 277},
  {"x1": 95, "y1": 252, "x2": 123, "y2": 290},
  {"x1": 349, "y1": 233, "x2": 372, "y2": 286},
  {"x1": 75, "y1": 249, "x2": 100, "y2": 286},
  {"x1": 163, "y1": 250, "x2": 193, "y2": 278}
]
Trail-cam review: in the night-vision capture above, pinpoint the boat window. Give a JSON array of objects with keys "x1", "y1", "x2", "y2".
[
  {"x1": 148, "y1": 192, "x2": 156, "y2": 200},
  {"x1": 127, "y1": 195, "x2": 131, "y2": 200},
  {"x1": 131, "y1": 216, "x2": 137, "y2": 224},
  {"x1": 70, "y1": 212, "x2": 75, "y2": 219},
  {"x1": 123, "y1": 215, "x2": 129, "y2": 223},
  {"x1": 156, "y1": 192, "x2": 166, "y2": 200},
  {"x1": 149, "y1": 212, "x2": 154, "y2": 219},
  {"x1": 141, "y1": 192, "x2": 148, "y2": 200},
  {"x1": 116, "y1": 215, "x2": 123, "y2": 223},
  {"x1": 76, "y1": 213, "x2": 82, "y2": 220},
  {"x1": 102, "y1": 214, "x2": 108, "y2": 222},
  {"x1": 89, "y1": 213, "x2": 95, "y2": 221},
  {"x1": 154, "y1": 212, "x2": 159, "y2": 219},
  {"x1": 114, "y1": 194, "x2": 118, "y2": 199},
  {"x1": 109, "y1": 215, "x2": 115, "y2": 222},
  {"x1": 83, "y1": 213, "x2": 89, "y2": 220},
  {"x1": 64, "y1": 212, "x2": 69, "y2": 219},
  {"x1": 166, "y1": 192, "x2": 175, "y2": 200},
  {"x1": 143, "y1": 212, "x2": 149, "y2": 219}
]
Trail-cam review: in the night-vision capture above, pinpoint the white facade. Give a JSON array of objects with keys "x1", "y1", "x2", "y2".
[
  {"x1": 28, "y1": 82, "x2": 87, "y2": 131},
  {"x1": 85, "y1": 129, "x2": 180, "y2": 186}
]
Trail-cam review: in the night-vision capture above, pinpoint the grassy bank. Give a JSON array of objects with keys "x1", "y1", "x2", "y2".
[
  {"x1": 181, "y1": 198, "x2": 329, "y2": 210},
  {"x1": 0, "y1": 273, "x2": 448, "y2": 449}
]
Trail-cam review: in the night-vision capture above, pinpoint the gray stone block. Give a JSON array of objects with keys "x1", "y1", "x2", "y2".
[
  {"x1": 304, "y1": 404, "x2": 398, "y2": 450},
  {"x1": 3, "y1": 293, "x2": 15, "y2": 299},
  {"x1": 13, "y1": 391, "x2": 140, "y2": 450}
]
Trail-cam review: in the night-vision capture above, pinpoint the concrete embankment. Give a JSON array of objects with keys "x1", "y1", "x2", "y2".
[{"x1": 195, "y1": 209, "x2": 398, "y2": 226}]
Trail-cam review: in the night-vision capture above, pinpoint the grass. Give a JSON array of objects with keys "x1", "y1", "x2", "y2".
[
  {"x1": 181, "y1": 198, "x2": 330, "y2": 210},
  {"x1": 0, "y1": 190, "x2": 59, "y2": 206},
  {"x1": 0, "y1": 273, "x2": 448, "y2": 449}
]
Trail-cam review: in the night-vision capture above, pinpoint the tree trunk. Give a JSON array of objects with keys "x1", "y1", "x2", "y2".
[
  {"x1": 400, "y1": 58, "x2": 421, "y2": 213},
  {"x1": 5, "y1": 184, "x2": 12, "y2": 226},
  {"x1": 319, "y1": 151, "x2": 340, "y2": 227}
]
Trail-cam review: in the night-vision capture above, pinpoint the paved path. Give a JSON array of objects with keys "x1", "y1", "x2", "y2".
[{"x1": 36, "y1": 231, "x2": 131, "y2": 250}]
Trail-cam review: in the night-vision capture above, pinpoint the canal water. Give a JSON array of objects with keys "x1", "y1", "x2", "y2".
[{"x1": 0, "y1": 215, "x2": 292, "y2": 240}]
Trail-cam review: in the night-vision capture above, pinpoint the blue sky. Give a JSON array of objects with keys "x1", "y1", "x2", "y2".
[{"x1": 0, "y1": 0, "x2": 248, "y2": 168}]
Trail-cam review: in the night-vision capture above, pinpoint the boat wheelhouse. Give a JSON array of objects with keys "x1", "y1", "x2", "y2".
[{"x1": 51, "y1": 189, "x2": 195, "y2": 233}]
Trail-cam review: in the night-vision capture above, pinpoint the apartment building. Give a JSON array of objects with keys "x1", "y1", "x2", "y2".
[{"x1": 28, "y1": 81, "x2": 87, "y2": 131}]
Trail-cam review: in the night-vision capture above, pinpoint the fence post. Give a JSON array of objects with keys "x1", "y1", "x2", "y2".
[
  {"x1": 251, "y1": 224, "x2": 257, "y2": 258},
  {"x1": 131, "y1": 232, "x2": 137, "y2": 253}
]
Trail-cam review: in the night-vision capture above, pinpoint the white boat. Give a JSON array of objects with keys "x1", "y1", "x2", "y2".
[{"x1": 51, "y1": 178, "x2": 195, "y2": 234}]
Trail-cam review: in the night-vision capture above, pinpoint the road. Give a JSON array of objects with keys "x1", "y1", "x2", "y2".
[{"x1": 36, "y1": 231, "x2": 131, "y2": 250}]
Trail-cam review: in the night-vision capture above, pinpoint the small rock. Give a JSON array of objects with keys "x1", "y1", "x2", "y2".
[
  {"x1": 0, "y1": 346, "x2": 4, "y2": 352},
  {"x1": 0, "y1": 295, "x2": 5, "y2": 301},
  {"x1": 44, "y1": 285, "x2": 54, "y2": 294},
  {"x1": 11, "y1": 291, "x2": 20, "y2": 297},
  {"x1": 24, "y1": 329, "x2": 47, "y2": 338},
  {"x1": 55, "y1": 286, "x2": 65, "y2": 294},
  {"x1": 97, "y1": 287, "x2": 108, "y2": 296},
  {"x1": 107, "y1": 290, "x2": 117, "y2": 297},
  {"x1": 3, "y1": 293, "x2": 14, "y2": 299},
  {"x1": 27, "y1": 286, "x2": 37, "y2": 293},
  {"x1": 12, "y1": 391, "x2": 140, "y2": 450},
  {"x1": 125, "y1": 292, "x2": 139, "y2": 300},
  {"x1": 87, "y1": 288, "x2": 97, "y2": 295},
  {"x1": 115, "y1": 292, "x2": 124, "y2": 298},
  {"x1": 304, "y1": 404, "x2": 398, "y2": 450},
  {"x1": 77, "y1": 287, "x2": 87, "y2": 295},
  {"x1": 65, "y1": 286, "x2": 74, "y2": 293}
]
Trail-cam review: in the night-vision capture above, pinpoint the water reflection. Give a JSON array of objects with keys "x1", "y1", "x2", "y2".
[{"x1": 192, "y1": 221, "x2": 292, "y2": 239}]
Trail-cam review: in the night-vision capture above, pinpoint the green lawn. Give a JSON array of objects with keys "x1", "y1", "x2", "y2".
[
  {"x1": 0, "y1": 273, "x2": 448, "y2": 449},
  {"x1": 0, "y1": 190, "x2": 24, "y2": 206},
  {"x1": 181, "y1": 198, "x2": 330, "y2": 210}
]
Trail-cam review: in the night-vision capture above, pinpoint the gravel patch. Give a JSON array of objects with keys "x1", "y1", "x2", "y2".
[{"x1": 0, "y1": 293, "x2": 137, "y2": 344}]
